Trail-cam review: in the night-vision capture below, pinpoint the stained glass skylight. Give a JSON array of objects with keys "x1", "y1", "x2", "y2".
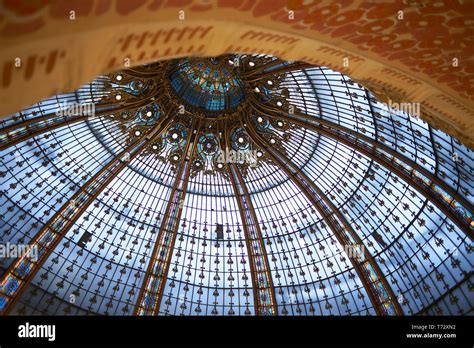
[{"x1": 0, "y1": 54, "x2": 472, "y2": 316}]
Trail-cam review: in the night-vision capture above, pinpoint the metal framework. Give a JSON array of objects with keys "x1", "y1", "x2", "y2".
[
  {"x1": 0, "y1": 83, "x2": 162, "y2": 151},
  {"x1": 222, "y1": 121, "x2": 277, "y2": 315},
  {"x1": 134, "y1": 120, "x2": 200, "y2": 315},
  {"x1": 250, "y1": 99, "x2": 473, "y2": 239},
  {"x1": 242, "y1": 113, "x2": 403, "y2": 315},
  {"x1": 0, "y1": 54, "x2": 472, "y2": 316},
  {"x1": 0, "y1": 115, "x2": 172, "y2": 314}
]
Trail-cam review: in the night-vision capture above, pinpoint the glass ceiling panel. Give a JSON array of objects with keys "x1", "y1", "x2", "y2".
[{"x1": 0, "y1": 54, "x2": 472, "y2": 316}]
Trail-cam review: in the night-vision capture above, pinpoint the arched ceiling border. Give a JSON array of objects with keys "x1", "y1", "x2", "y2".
[{"x1": 0, "y1": 1, "x2": 472, "y2": 148}]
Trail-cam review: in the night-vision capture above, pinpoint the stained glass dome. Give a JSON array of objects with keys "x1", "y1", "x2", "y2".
[
  {"x1": 0, "y1": 54, "x2": 472, "y2": 316},
  {"x1": 169, "y1": 56, "x2": 246, "y2": 114}
]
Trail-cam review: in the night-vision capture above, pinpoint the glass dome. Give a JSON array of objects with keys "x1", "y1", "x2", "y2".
[
  {"x1": 0, "y1": 54, "x2": 472, "y2": 316},
  {"x1": 168, "y1": 56, "x2": 246, "y2": 114}
]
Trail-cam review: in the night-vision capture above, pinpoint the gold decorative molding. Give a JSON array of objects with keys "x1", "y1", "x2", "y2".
[{"x1": 0, "y1": 0, "x2": 472, "y2": 147}]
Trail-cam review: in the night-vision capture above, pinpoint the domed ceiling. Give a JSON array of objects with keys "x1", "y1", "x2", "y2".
[{"x1": 0, "y1": 54, "x2": 472, "y2": 316}]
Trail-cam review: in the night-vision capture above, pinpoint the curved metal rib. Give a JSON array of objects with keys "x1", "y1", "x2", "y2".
[
  {"x1": 240, "y1": 57, "x2": 284, "y2": 77},
  {"x1": 245, "y1": 62, "x2": 313, "y2": 82},
  {"x1": 0, "y1": 84, "x2": 163, "y2": 152},
  {"x1": 251, "y1": 99, "x2": 474, "y2": 239},
  {"x1": 221, "y1": 121, "x2": 277, "y2": 316},
  {"x1": 1, "y1": 111, "x2": 104, "y2": 152},
  {"x1": 243, "y1": 113, "x2": 403, "y2": 316},
  {"x1": 134, "y1": 120, "x2": 200, "y2": 316},
  {"x1": 0, "y1": 116, "x2": 172, "y2": 314}
]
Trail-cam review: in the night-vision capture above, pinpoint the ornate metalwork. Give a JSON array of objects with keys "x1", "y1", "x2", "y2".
[
  {"x1": 134, "y1": 121, "x2": 200, "y2": 315},
  {"x1": 243, "y1": 114, "x2": 403, "y2": 316},
  {"x1": 222, "y1": 121, "x2": 277, "y2": 315},
  {"x1": 0, "y1": 53, "x2": 472, "y2": 316},
  {"x1": 0, "y1": 117, "x2": 172, "y2": 314},
  {"x1": 250, "y1": 99, "x2": 474, "y2": 239}
]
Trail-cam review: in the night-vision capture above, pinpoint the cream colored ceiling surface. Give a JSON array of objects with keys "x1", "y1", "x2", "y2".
[{"x1": 0, "y1": 0, "x2": 472, "y2": 147}]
